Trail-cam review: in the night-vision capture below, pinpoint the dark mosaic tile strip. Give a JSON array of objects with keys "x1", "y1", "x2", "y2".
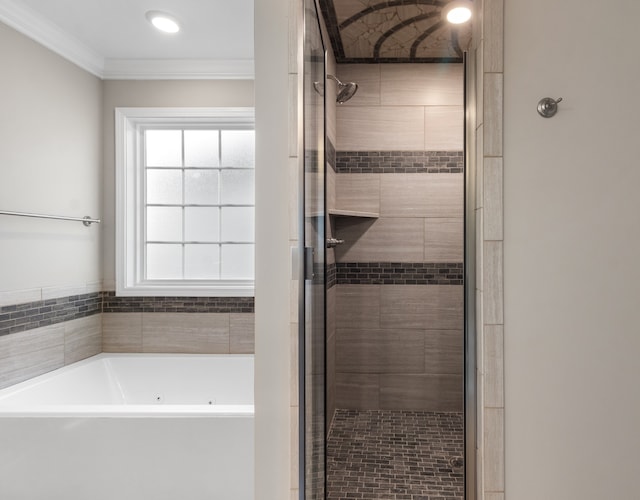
[
  {"x1": 336, "y1": 150, "x2": 464, "y2": 174},
  {"x1": 327, "y1": 409, "x2": 464, "y2": 500},
  {"x1": 337, "y1": 262, "x2": 464, "y2": 285},
  {"x1": 0, "y1": 292, "x2": 102, "y2": 337},
  {"x1": 327, "y1": 138, "x2": 336, "y2": 173},
  {"x1": 327, "y1": 262, "x2": 337, "y2": 289},
  {"x1": 0, "y1": 291, "x2": 255, "y2": 337},
  {"x1": 305, "y1": 140, "x2": 335, "y2": 173},
  {"x1": 102, "y1": 292, "x2": 255, "y2": 313},
  {"x1": 305, "y1": 148, "x2": 320, "y2": 173}
]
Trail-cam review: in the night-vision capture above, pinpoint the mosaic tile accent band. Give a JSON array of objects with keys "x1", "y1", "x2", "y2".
[
  {"x1": 102, "y1": 293, "x2": 255, "y2": 313},
  {"x1": 327, "y1": 138, "x2": 336, "y2": 172},
  {"x1": 337, "y1": 262, "x2": 464, "y2": 285},
  {"x1": 305, "y1": 139, "x2": 336, "y2": 173},
  {"x1": 0, "y1": 292, "x2": 102, "y2": 337},
  {"x1": 327, "y1": 262, "x2": 337, "y2": 289},
  {"x1": 327, "y1": 409, "x2": 464, "y2": 500},
  {"x1": 336, "y1": 150, "x2": 463, "y2": 174},
  {"x1": 0, "y1": 292, "x2": 255, "y2": 337}
]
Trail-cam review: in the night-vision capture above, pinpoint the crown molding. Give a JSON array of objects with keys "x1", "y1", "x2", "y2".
[
  {"x1": 0, "y1": 1, "x2": 254, "y2": 80},
  {"x1": 103, "y1": 59, "x2": 255, "y2": 80},
  {"x1": 0, "y1": 0, "x2": 105, "y2": 77}
]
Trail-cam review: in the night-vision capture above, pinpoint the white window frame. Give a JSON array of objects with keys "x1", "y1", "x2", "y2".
[{"x1": 115, "y1": 107, "x2": 255, "y2": 297}]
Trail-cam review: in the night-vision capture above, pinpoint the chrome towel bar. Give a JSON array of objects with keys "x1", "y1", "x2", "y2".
[{"x1": 0, "y1": 210, "x2": 100, "y2": 226}]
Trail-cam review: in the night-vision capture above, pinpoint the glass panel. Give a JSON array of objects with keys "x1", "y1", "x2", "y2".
[
  {"x1": 147, "y1": 169, "x2": 182, "y2": 204},
  {"x1": 220, "y1": 170, "x2": 254, "y2": 205},
  {"x1": 145, "y1": 130, "x2": 182, "y2": 167},
  {"x1": 185, "y1": 170, "x2": 219, "y2": 205},
  {"x1": 303, "y1": 0, "x2": 326, "y2": 498},
  {"x1": 184, "y1": 244, "x2": 220, "y2": 279},
  {"x1": 221, "y1": 207, "x2": 254, "y2": 242},
  {"x1": 185, "y1": 207, "x2": 219, "y2": 241},
  {"x1": 146, "y1": 244, "x2": 182, "y2": 279},
  {"x1": 184, "y1": 130, "x2": 219, "y2": 167},
  {"x1": 221, "y1": 130, "x2": 255, "y2": 167},
  {"x1": 221, "y1": 244, "x2": 254, "y2": 279},
  {"x1": 147, "y1": 207, "x2": 182, "y2": 241}
]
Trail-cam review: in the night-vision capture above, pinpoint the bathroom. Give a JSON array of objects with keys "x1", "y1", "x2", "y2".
[{"x1": 2, "y1": 3, "x2": 516, "y2": 498}]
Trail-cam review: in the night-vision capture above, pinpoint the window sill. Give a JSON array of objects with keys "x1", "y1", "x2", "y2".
[{"x1": 116, "y1": 282, "x2": 254, "y2": 297}]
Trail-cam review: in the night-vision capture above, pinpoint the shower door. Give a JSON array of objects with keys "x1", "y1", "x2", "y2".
[{"x1": 300, "y1": 0, "x2": 326, "y2": 498}]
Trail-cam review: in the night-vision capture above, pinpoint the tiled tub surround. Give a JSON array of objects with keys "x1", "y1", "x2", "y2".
[
  {"x1": 102, "y1": 294, "x2": 254, "y2": 355},
  {"x1": 101, "y1": 294, "x2": 255, "y2": 354},
  {"x1": 102, "y1": 311, "x2": 254, "y2": 355},
  {"x1": 0, "y1": 292, "x2": 255, "y2": 389},
  {"x1": 0, "y1": 315, "x2": 101, "y2": 390}
]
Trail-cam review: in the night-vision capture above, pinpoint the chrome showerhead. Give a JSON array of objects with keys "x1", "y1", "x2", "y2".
[{"x1": 328, "y1": 74, "x2": 358, "y2": 103}]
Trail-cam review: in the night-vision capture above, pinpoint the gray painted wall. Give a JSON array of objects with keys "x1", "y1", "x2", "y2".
[{"x1": 504, "y1": 0, "x2": 640, "y2": 498}]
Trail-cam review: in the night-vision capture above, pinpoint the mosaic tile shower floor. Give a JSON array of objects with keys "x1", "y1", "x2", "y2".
[{"x1": 326, "y1": 410, "x2": 464, "y2": 500}]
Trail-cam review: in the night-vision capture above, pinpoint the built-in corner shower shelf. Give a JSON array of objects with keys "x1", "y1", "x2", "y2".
[{"x1": 328, "y1": 209, "x2": 379, "y2": 219}]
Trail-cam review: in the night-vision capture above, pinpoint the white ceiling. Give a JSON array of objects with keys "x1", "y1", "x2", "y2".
[{"x1": 0, "y1": 0, "x2": 254, "y2": 79}]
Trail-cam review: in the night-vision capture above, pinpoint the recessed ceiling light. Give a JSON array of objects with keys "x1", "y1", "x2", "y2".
[
  {"x1": 442, "y1": 1, "x2": 473, "y2": 24},
  {"x1": 146, "y1": 11, "x2": 180, "y2": 34}
]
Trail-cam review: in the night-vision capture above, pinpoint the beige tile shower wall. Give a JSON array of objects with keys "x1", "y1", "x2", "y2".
[
  {"x1": 333, "y1": 63, "x2": 465, "y2": 412},
  {"x1": 0, "y1": 314, "x2": 102, "y2": 390},
  {"x1": 102, "y1": 312, "x2": 254, "y2": 354},
  {"x1": 335, "y1": 173, "x2": 464, "y2": 263},
  {"x1": 334, "y1": 284, "x2": 463, "y2": 412},
  {"x1": 336, "y1": 64, "x2": 463, "y2": 151}
]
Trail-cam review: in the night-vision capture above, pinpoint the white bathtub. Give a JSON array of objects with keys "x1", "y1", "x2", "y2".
[{"x1": 0, "y1": 353, "x2": 254, "y2": 500}]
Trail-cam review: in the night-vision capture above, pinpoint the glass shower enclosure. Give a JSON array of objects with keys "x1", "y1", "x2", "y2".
[{"x1": 300, "y1": 0, "x2": 327, "y2": 498}]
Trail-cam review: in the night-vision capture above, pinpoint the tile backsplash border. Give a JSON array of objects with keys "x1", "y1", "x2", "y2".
[
  {"x1": 0, "y1": 291, "x2": 255, "y2": 338},
  {"x1": 102, "y1": 293, "x2": 254, "y2": 313},
  {"x1": 336, "y1": 150, "x2": 463, "y2": 174},
  {"x1": 0, "y1": 293, "x2": 102, "y2": 337},
  {"x1": 337, "y1": 262, "x2": 463, "y2": 285}
]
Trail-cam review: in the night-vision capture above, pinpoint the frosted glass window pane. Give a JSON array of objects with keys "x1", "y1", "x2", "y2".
[
  {"x1": 147, "y1": 244, "x2": 182, "y2": 279},
  {"x1": 185, "y1": 207, "x2": 219, "y2": 241},
  {"x1": 220, "y1": 170, "x2": 254, "y2": 205},
  {"x1": 185, "y1": 170, "x2": 219, "y2": 205},
  {"x1": 221, "y1": 207, "x2": 254, "y2": 242},
  {"x1": 184, "y1": 245, "x2": 220, "y2": 279},
  {"x1": 184, "y1": 130, "x2": 219, "y2": 167},
  {"x1": 147, "y1": 207, "x2": 182, "y2": 241},
  {"x1": 147, "y1": 169, "x2": 182, "y2": 204},
  {"x1": 221, "y1": 130, "x2": 255, "y2": 167},
  {"x1": 221, "y1": 244, "x2": 254, "y2": 279},
  {"x1": 145, "y1": 130, "x2": 182, "y2": 167}
]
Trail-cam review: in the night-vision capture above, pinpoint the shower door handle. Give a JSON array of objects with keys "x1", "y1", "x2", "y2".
[
  {"x1": 303, "y1": 247, "x2": 315, "y2": 280},
  {"x1": 326, "y1": 238, "x2": 344, "y2": 248}
]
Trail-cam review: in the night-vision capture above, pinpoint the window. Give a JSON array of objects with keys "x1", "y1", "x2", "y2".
[{"x1": 115, "y1": 108, "x2": 255, "y2": 296}]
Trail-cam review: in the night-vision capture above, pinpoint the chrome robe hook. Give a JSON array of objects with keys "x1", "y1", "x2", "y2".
[{"x1": 537, "y1": 97, "x2": 563, "y2": 118}]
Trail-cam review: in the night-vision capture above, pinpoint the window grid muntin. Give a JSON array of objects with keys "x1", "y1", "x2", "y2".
[{"x1": 143, "y1": 125, "x2": 254, "y2": 282}]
